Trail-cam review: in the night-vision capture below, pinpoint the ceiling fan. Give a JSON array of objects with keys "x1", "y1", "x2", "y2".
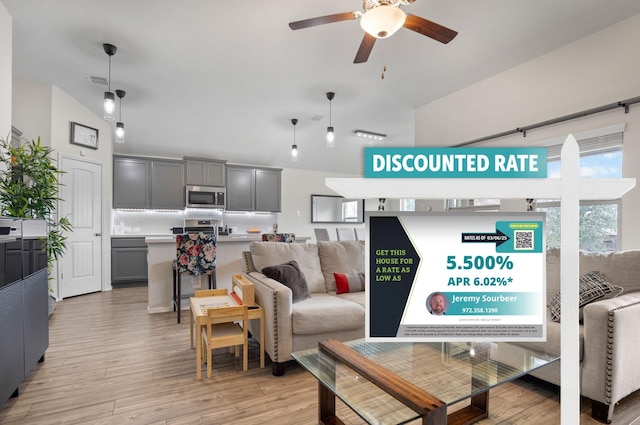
[{"x1": 289, "y1": 0, "x2": 458, "y2": 64}]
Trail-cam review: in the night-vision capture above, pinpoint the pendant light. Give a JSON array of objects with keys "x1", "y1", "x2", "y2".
[
  {"x1": 326, "y1": 92, "x2": 335, "y2": 148},
  {"x1": 103, "y1": 43, "x2": 117, "y2": 121},
  {"x1": 115, "y1": 89, "x2": 126, "y2": 144},
  {"x1": 290, "y1": 118, "x2": 298, "y2": 162}
]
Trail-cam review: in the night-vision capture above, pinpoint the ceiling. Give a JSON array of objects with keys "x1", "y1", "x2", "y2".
[{"x1": 4, "y1": 0, "x2": 640, "y2": 175}]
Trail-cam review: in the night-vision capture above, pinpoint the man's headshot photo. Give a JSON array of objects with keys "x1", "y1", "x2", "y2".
[{"x1": 427, "y1": 292, "x2": 448, "y2": 316}]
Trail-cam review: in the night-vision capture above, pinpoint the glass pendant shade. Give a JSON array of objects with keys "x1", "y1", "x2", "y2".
[
  {"x1": 115, "y1": 122, "x2": 125, "y2": 144},
  {"x1": 103, "y1": 92, "x2": 116, "y2": 121},
  {"x1": 326, "y1": 126, "x2": 335, "y2": 148},
  {"x1": 360, "y1": 5, "x2": 406, "y2": 39},
  {"x1": 291, "y1": 144, "x2": 298, "y2": 161}
]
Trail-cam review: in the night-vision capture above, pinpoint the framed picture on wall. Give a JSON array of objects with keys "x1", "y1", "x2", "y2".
[{"x1": 70, "y1": 122, "x2": 99, "y2": 149}]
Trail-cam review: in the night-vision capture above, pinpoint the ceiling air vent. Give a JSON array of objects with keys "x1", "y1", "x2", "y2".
[{"x1": 86, "y1": 74, "x2": 108, "y2": 86}]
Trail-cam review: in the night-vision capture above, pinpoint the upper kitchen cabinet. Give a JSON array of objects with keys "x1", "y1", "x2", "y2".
[
  {"x1": 184, "y1": 158, "x2": 226, "y2": 187},
  {"x1": 255, "y1": 168, "x2": 281, "y2": 212},
  {"x1": 113, "y1": 155, "x2": 184, "y2": 210},
  {"x1": 151, "y1": 159, "x2": 185, "y2": 210},
  {"x1": 226, "y1": 165, "x2": 281, "y2": 212},
  {"x1": 113, "y1": 156, "x2": 151, "y2": 209}
]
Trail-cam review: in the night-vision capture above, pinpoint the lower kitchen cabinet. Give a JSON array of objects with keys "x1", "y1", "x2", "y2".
[
  {"x1": 111, "y1": 238, "x2": 148, "y2": 286},
  {"x1": 0, "y1": 269, "x2": 48, "y2": 407}
]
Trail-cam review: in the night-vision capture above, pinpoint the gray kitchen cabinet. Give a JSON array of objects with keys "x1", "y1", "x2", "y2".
[
  {"x1": 255, "y1": 168, "x2": 281, "y2": 212},
  {"x1": 185, "y1": 158, "x2": 226, "y2": 186},
  {"x1": 114, "y1": 156, "x2": 185, "y2": 210},
  {"x1": 151, "y1": 159, "x2": 184, "y2": 210},
  {"x1": 226, "y1": 166, "x2": 255, "y2": 211},
  {"x1": 226, "y1": 165, "x2": 281, "y2": 212},
  {"x1": 113, "y1": 156, "x2": 151, "y2": 209},
  {"x1": 1, "y1": 268, "x2": 48, "y2": 407},
  {"x1": 111, "y1": 238, "x2": 148, "y2": 285}
]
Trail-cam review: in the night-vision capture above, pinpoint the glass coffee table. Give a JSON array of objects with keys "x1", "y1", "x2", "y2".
[{"x1": 292, "y1": 338, "x2": 559, "y2": 425}]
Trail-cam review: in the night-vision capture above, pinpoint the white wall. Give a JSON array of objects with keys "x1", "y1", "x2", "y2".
[
  {"x1": 281, "y1": 168, "x2": 367, "y2": 241},
  {"x1": 12, "y1": 80, "x2": 115, "y2": 296},
  {"x1": 415, "y1": 13, "x2": 640, "y2": 250},
  {"x1": 0, "y1": 3, "x2": 11, "y2": 138}
]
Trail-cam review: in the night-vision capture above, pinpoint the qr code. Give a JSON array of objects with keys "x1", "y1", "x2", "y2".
[{"x1": 514, "y1": 230, "x2": 534, "y2": 250}]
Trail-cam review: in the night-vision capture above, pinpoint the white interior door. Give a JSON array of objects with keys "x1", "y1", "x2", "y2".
[{"x1": 58, "y1": 157, "x2": 103, "y2": 298}]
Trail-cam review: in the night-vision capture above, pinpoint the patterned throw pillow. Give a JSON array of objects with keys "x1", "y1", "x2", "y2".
[
  {"x1": 548, "y1": 270, "x2": 623, "y2": 322},
  {"x1": 334, "y1": 272, "x2": 365, "y2": 294}
]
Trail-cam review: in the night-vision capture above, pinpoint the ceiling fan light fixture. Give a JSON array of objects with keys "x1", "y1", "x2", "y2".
[{"x1": 360, "y1": 5, "x2": 406, "y2": 39}]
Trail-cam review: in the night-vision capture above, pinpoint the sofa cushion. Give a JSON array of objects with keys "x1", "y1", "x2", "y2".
[
  {"x1": 250, "y1": 242, "x2": 326, "y2": 293},
  {"x1": 336, "y1": 291, "x2": 366, "y2": 308},
  {"x1": 292, "y1": 294, "x2": 365, "y2": 335},
  {"x1": 519, "y1": 321, "x2": 584, "y2": 360},
  {"x1": 317, "y1": 240, "x2": 365, "y2": 292},
  {"x1": 548, "y1": 270, "x2": 623, "y2": 322},
  {"x1": 261, "y1": 260, "x2": 311, "y2": 303},
  {"x1": 334, "y1": 272, "x2": 365, "y2": 294}
]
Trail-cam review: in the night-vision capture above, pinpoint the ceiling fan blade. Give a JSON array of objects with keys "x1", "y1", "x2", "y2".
[
  {"x1": 354, "y1": 33, "x2": 376, "y2": 64},
  {"x1": 289, "y1": 12, "x2": 359, "y2": 30},
  {"x1": 403, "y1": 14, "x2": 458, "y2": 44}
]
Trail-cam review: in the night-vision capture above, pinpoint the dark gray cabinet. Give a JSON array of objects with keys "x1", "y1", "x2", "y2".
[
  {"x1": 255, "y1": 168, "x2": 282, "y2": 212},
  {"x1": 113, "y1": 156, "x2": 151, "y2": 209},
  {"x1": 151, "y1": 159, "x2": 185, "y2": 210},
  {"x1": 111, "y1": 238, "x2": 148, "y2": 285},
  {"x1": 226, "y1": 166, "x2": 255, "y2": 211},
  {"x1": 185, "y1": 158, "x2": 226, "y2": 186},
  {"x1": 226, "y1": 165, "x2": 281, "y2": 212},
  {"x1": 113, "y1": 156, "x2": 185, "y2": 210},
  {"x1": 0, "y1": 268, "x2": 48, "y2": 407}
]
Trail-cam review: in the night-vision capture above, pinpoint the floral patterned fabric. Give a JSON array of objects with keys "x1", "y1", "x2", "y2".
[
  {"x1": 176, "y1": 233, "x2": 217, "y2": 276},
  {"x1": 261, "y1": 233, "x2": 295, "y2": 243}
]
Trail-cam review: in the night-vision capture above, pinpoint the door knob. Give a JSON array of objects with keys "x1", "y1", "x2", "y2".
[{"x1": 95, "y1": 233, "x2": 102, "y2": 236}]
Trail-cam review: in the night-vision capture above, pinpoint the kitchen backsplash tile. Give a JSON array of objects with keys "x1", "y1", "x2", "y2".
[{"x1": 112, "y1": 210, "x2": 277, "y2": 236}]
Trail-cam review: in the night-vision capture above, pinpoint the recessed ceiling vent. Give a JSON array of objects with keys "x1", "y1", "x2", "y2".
[{"x1": 86, "y1": 74, "x2": 108, "y2": 86}]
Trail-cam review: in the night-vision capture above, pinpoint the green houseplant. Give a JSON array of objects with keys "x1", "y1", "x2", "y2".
[{"x1": 0, "y1": 136, "x2": 72, "y2": 277}]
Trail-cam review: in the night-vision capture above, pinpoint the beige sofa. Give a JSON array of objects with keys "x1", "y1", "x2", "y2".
[
  {"x1": 242, "y1": 242, "x2": 640, "y2": 422},
  {"x1": 521, "y1": 248, "x2": 640, "y2": 423},
  {"x1": 241, "y1": 240, "x2": 365, "y2": 376}
]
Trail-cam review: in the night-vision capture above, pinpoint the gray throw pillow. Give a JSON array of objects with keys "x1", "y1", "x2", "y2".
[
  {"x1": 548, "y1": 270, "x2": 623, "y2": 322},
  {"x1": 262, "y1": 260, "x2": 311, "y2": 303}
]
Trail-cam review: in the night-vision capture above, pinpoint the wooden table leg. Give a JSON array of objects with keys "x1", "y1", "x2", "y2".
[
  {"x1": 319, "y1": 381, "x2": 345, "y2": 425},
  {"x1": 190, "y1": 307, "x2": 194, "y2": 350},
  {"x1": 196, "y1": 318, "x2": 202, "y2": 380},
  {"x1": 259, "y1": 308, "x2": 265, "y2": 368}
]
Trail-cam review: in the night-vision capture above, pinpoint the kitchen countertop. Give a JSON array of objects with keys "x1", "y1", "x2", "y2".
[{"x1": 113, "y1": 234, "x2": 310, "y2": 243}]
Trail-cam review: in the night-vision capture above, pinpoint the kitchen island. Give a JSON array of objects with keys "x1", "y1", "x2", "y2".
[{"x1": 145, "y1": 234, "x2": 309, "y2": 313}]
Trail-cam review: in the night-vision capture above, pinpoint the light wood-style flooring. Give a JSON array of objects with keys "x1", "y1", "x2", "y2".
[{"x1": 1, "y1": 287, "x2": 639, "y2": 424}]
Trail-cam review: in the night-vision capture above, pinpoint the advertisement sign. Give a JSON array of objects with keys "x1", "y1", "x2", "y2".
[
  {"x1": 364, "y1": 147, "x2": 548, "y2": 178},
  {"x1": 366, "y1": 211, "x2": 546, "y2": 342}
]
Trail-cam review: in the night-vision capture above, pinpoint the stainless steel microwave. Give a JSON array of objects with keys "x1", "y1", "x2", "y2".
[{"x1": 185, "y1": 185, "x2": 226, "y2": 209}]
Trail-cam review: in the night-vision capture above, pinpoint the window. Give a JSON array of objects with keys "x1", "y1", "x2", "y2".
[
  {"x1": 400, "y1": 199, "x2": 415, "y2": 211},
  {"x1": 342, "y1": 200, "x2": 360, "y2": 222},
  {"x1": 537, "y1": 133, "x2": 623, "y2": 252},
  {"x1": 446, "y1": 132, "x2": 623, "y2": 252}
]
